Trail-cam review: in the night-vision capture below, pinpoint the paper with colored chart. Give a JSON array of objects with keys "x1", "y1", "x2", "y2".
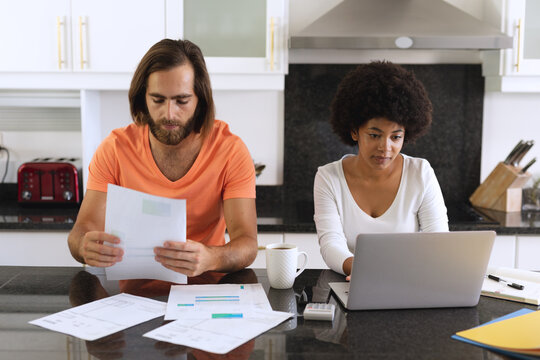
[
  {"x1": 455, "y1": 309, "x2": 540, "y2": 356},
  {"x1": 144, "y1": 309, "x2": 293, "y2": 354},
  {"x1": 104, "y1": 184, "x2": 187, "y2": 284},
  {"x1": 164, "y1": 283, "x2": 272, "y2": 320},
  {"x1": 29, "y1": 293, "x2": 166, "y2": 341}
]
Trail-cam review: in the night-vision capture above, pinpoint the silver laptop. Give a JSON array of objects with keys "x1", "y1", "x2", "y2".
[{"x1": 329, "y1": 231, "x2": 495, "y2": 310}]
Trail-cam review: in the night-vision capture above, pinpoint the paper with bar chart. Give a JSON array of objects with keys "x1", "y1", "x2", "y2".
[
  {"x1": 144, "y1": 309, "x2": 293, "y2": 354},
  {"x1": 164, "y1": 284, "x2": 272, "y2": 320}
]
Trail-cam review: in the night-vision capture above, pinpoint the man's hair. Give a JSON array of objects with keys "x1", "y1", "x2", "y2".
[
  {"x1": 330, "y1": 61, "x2": 432, "y2": 146},
  {"x1": 129, "y1": 39, "x2": 215, "y2": 135}
]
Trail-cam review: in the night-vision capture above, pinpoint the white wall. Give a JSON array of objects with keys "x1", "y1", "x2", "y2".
[
  {"x1": 214, "y1": 90, "x2": 284, "y2": 185},
  {"x1": 481, "y1": 92, "x2": 540, "y2": 183}
]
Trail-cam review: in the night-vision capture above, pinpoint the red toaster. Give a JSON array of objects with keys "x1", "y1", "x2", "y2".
[{"x1": 17, "y1": 158, "x2": 82, "y2": 204}]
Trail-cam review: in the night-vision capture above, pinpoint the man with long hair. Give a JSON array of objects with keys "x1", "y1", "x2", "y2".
[{"x1": 68, "y1": 39, "x2": 258, "y2": 277}]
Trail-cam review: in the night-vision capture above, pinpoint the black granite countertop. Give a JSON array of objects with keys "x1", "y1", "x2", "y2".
[
  {"x1": 2, "y1": 184, "x2": 540, "y2": 235},
  {"x1": 0, "y1": 266, "x2": 535, "y2": 359}
]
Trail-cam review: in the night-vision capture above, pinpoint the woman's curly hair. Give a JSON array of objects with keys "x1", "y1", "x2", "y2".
[{"x1": 330, "y1": 61, "x2": 432, "y2": 146}]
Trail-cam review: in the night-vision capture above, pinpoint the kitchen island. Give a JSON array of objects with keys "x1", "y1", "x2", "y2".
[{"x1": 0, "y1": 266, "x2": 533, "y2": 359}]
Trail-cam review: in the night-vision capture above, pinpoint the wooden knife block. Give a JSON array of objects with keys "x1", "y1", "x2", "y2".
[{"x1": 469, "y1": 162, "x2": 531, "y2": 212}]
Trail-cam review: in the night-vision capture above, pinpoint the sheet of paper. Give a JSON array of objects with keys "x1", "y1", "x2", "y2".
[
  {"x1": 488, "y1": 267, "x2": 540, "y2": 283},
  {"x1": 164, "y1": 283, "x2": 272, "y2": 320},
  {"x1": 105, "y1": 184, "x2": 187, "y2": 284},
  {"x1": 144, "y1": 310, "x2": 293, "y2": 354},
  {"x1": 482, "y1": 276, "x2": 540, "y2": 305},
  {"x1": 29, "y1": 293, "x2": 166, "y2": 341}
]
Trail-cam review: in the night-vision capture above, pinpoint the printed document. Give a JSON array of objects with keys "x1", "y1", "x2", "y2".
[
  {"x1": 144, "y1": 310, "x2": 293, "y2": 354},
  {"x1": 105, "y1": 184, "x2": 187, "y2": 283},
  {"x1": 164, "y1": 283, "x2": 272, "y2": 320},
  {"x1": 29, "y1": 293, "x2": 166, "y2": 341}
]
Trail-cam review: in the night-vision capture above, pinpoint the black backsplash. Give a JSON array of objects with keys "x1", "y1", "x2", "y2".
[{"x1": 257, "y1": 64, "x2": 484, "y2": 208}]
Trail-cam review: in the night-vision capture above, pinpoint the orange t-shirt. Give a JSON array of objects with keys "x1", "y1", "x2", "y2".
[{"x1": 86, "y1": 119, "x2": 255, "y2": 247}]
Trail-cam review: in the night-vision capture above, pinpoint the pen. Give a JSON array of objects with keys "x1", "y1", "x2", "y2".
[{"x1": 487, "y1": 274, "x2": 524, "y2": 290}]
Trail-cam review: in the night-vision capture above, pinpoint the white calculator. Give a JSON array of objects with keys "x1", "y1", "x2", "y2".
[{"x1": 303, "y1": 303, "x2": 335, "y2": 321}]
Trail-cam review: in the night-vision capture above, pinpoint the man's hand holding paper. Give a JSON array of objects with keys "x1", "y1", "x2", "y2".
[
  {"x1": 79, "y1": 231, "x2": 124, "y2": 267},
  {"x1": 154, "y1": 240, "x2": 217, "y2": 277}
]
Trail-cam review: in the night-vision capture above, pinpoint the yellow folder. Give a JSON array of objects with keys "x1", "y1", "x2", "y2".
[{"x1": 456, "y1": 310, "x2": 540, "y2": 355}]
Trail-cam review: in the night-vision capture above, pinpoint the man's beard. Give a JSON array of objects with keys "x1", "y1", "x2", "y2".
[{"x1": 148, "y1": 116, "x2": 196, "y2": 146}]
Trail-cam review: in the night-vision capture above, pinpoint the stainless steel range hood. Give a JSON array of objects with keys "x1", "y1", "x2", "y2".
[{"x1": 290, "y1": 0, "x2": 513, "y2": 50}]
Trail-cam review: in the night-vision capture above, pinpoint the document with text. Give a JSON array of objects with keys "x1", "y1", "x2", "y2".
[
  {"x1": 164, "y1": 283, "x2": 272, "y2": 320},
  {"x1": 144, "y1": 310, "x2": 293, "y2": 354},
  {"x1": 105, "y1": 184, "x2": 187, "y2": 284},
  {"x1": 29, "y1": 293, "x2": 166, "y2": 341}
]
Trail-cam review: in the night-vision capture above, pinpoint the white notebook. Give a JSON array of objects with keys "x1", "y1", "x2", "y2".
[{"x1": 481, "y1": 267, "x2": 540, "y2": 305}]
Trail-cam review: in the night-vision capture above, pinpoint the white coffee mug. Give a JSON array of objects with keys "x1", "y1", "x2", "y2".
[{"x1": 265, "y1": 243, "x2": 308, "y2": 289}]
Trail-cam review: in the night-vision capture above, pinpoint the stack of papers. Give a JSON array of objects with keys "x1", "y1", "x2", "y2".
[
  {"x1": 29, "y1": 284, "x2": 293, "y2": 355},
  {"x1": 30, "y1": 185, "x2": 294, "y2": 354},
  {"x1": 453, "y1": 308, "x2": 540, "y2": 359},
  {"x1": 482, "y1": 267, "x2": 540, "y2": 305}
]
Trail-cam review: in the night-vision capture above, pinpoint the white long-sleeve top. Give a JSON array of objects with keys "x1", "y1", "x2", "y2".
[{"x1": 313, "y1": 154, "x2": 449, "y2": 274}]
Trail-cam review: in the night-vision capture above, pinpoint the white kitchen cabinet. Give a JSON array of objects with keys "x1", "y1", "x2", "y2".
[
  {"x1": 0, "y1": 0, "x2": 165, "y2": 73},
  {"x1": 167, "y1": 0, "x2": 288, "y2": 75},
  {"x1": 0, "y1": 0, "x2": 287, "y2": 90},
  {"x1": 283, "y1": 233, "x2": 328, "y2": 270},
  {"x1": 488, "y1": 235, "x2": 516, "y2": 268},
  {"x1": 0, "y1": 1, "x2": 69, "y2": 72},
  {"x1": 0, "y1": 231, "x2": 80, "y2": 266},
  {"x1": 164, "y1": 0, "x2": 289, "y2": 90},
  {"x1": 70, "y1": 0, "x2": 165, "y2": 73},
  {"x1": 483, "y1": 0, "x2": 540, "y2": 92},
  {"x1": 516, "y1": 235, "x2": 540, "y2": 270}
]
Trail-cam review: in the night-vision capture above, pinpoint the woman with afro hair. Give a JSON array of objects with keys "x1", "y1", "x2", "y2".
[{"x1": 314, "y1": 61, "x2": 448, "y2": 276}]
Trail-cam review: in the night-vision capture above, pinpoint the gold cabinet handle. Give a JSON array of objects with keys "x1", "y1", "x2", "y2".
[
  {"x1": 269, "y1": 17, "x2": 275, "y2": 71},
  {"x1": 79, "y1": 16, "x2": 87, "y2": 70},
  {"x1": 56, "y1": 16, "x2": 64, "y2": 69},
  {"x1": 515, "y1": 18, "x2": 522, "y2": 72}
]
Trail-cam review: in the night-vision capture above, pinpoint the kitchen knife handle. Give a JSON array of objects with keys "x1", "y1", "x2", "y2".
[
  {"x1": 509, "y1": 142, "x2": 528, "y2": 166},
  {"x1": 520, "y1": 158, "x2": 536, "y2": 174},
  {"x1": 514, "y1": 140, "x2": 534, "y2": 167},
  {"x1": 504, "y1": 140, "x2": 524, "y2": 165}
]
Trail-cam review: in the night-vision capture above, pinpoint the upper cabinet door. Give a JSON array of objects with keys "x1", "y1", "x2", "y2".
[
  {"x1": 71, "y1": 0, "x2": 166, "y2": 72},
  {"x1": 0, "y1": 0, "x2": 71, "y2": 71},
  {"x1": 504, "y1": 0, "x2": 540, "y2": 75},
  {"x1": 167, "y1": 0, "x2": 288, "y2": 75}
]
